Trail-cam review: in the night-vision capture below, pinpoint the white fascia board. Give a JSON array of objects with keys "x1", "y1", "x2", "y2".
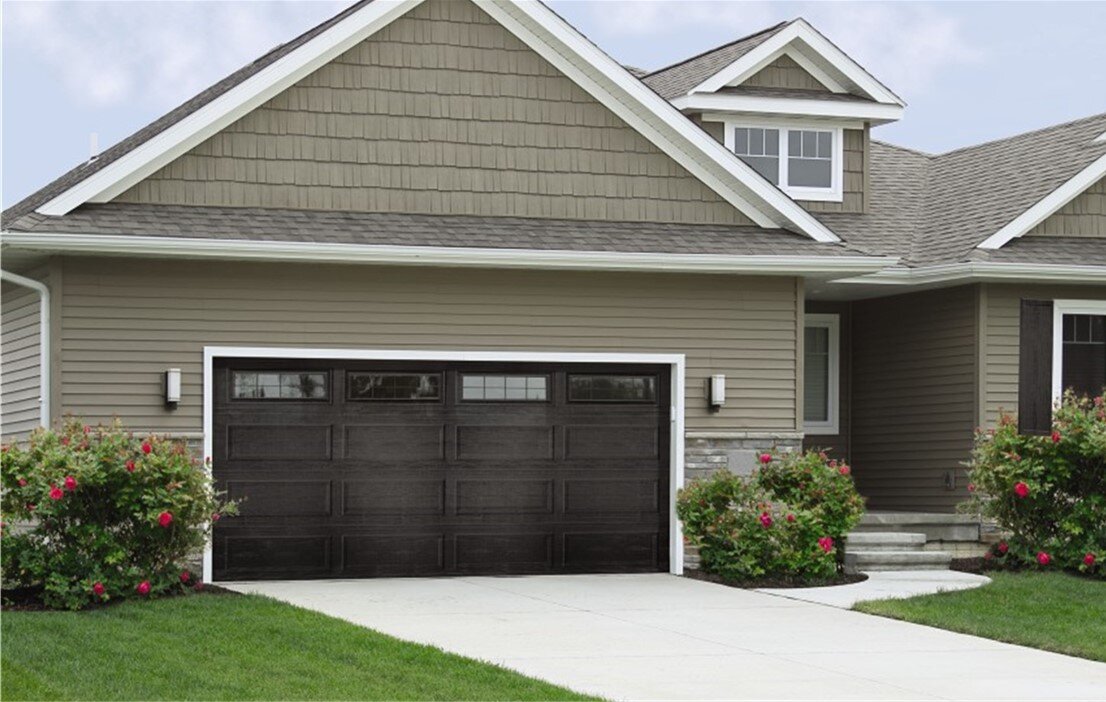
[
  {"x1": 0, "y1": 232, "x2": 896, "y2": 276},
  {"x1": 838, "y1": 261, "x2": 1106, "y2": 286},
  {"x1": 672, "y1": 93, "x2": 904, "y2": 123},
  {"x1": 37, "y1": 0, "x2": 426, "y2": 216},
  {"x1": 477, "y1": 0, "x2": 841, "y2": 243},
  {"x1": 692, "y1": 20, "x2": 904, "y2": 107},
  {"x1": 976, "y1": 153, "x2": 1106, "y2": 249}
]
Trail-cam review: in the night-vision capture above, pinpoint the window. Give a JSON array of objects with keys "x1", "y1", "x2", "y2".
[
  {"x1": 728, "y1": 124, "x2": 842, "y2": 201},
  {"x1": 569, "y1": 374, "x2": 657, "y2": 403},
  {"x1": 348, "y1": 372, "x2": 441, "y2": 401},
  {"x1": 803, "y1": 314, "x2": 840, "y2": 434},
  {"x1": 1059, "y1": 312, "x2": 1106, "y2": 399},
  {"x1": 461, "y1": 374, "x2": 548, "y2": 401},
  {"x1": 232, "y1": 371, "x2": 328, "y2": 400}
]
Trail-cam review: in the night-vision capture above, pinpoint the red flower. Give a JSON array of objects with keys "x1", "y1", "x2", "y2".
[
  {"x1": 61, "y1": 437, "x2": 70, "y2": 446},
  {"x1": 64, "y1": 475, "x2": 77, "y2": 491},
  {"x1": 786, "y1": 513, "x2": 796, "y2": 523},
  {"x1": 158, "y1": 511, "x2": 173, "y2": 528},
  {"x1": 83, "y1": 425, "x2": 92, "y2": 434},
  {"x1": 967, "y1": 483, "x2": 976, "y2": 492},
  {"x1": 49, "y1": 485, "x2": 64, "y2": 501},
  {"x1": 125, "y1": 459, "x2": 136, "y2": 472},
  {"x1": 92, "y1": 582, "x2": 105, "y2": 596},
  {"x1": 136, "y1": 580, "x2": 151, "y2": 595},
  {"x1": 758, "y1": 453, "x2": 772, "y2": 465},
  {"x1": 838, "y1": 465, "x2": 850, "y2": 476},
  {"x1": 17, "y1": 478, "x2": 27, "y2": 487},
  {"x1": 759, "y1": 512, "x2": 773, "y2": 528},
  {"x1": 817, "y1": 536, "x2": 834, "y2": 553},
  {"x1": 1036, "y1": 551, "x2": 1051, "y2": 566},
  {"x1": 141, "y1": 441, "x2": 152, "y2": 455},
  {"x1": 1085, "y1": 553, "x2": 1097, "y2": 567},
  {"x1": 180, "y1": 571, "x2": 191, "y2": 583},
  {"x1": 193, "y1": 581, "x2": 205, "y2": 592},
  {"x1": 26, "y1": 502, "x2": 35, "y2": 512},
  {"x1": 211, "y1": 513, "x2": 221, "y2": 522},
  {"x1": 1051, "y1": 431, "x2": 1062, "y2": 443},
  {"x1": 1014, "y1": 482, "x2": 1030, "y2": 498},
  {"x1": 997, "y1": 541, "x2": 1009, "y2": 554}
]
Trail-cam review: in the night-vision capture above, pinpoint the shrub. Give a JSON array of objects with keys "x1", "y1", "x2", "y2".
[
  {"x1": 964, "y1": 391, "x2": 1105, "y2": 578},
  {"x1": 676, "y1": 450, "x2": 864, "y2": 582},
  {"x1": 1, "y1": 419, "x2": 236, "y2": 609}
]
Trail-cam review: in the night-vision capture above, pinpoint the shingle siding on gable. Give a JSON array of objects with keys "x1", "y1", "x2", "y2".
[
  {"x1": 1025, "y1": 177, "x2": 1106, "y2": 238},
  {"x1": 740, "y1": 54, "x2": 829, "y2": 92},
  {"x1": 114, "y1": 0, "x2": 752, "y2": 226},
  {"x1": 799, "y1": 127, "x2": 867, "y2": 214}
]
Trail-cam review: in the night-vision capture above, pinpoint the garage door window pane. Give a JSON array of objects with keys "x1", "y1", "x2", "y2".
[
  {"x1": 348, "y1": 372, "x2": 441, "y2": 401},
  {"x1": 461, "y1": 375, "x2": 547, "y2": 401},
  {"x1": 232, "y1": 371, "x2": 328, "y2": 400},
  {"x1": 569, "y1": 375, "x2": 657, "y2": 402}
]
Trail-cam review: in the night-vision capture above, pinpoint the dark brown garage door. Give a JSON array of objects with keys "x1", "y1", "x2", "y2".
[{"x1": 211, "y1": 359, "x2": 670, "y2": 580}]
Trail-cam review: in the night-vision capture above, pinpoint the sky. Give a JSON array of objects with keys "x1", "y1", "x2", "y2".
[{"x1": 3, "y1": 0, "x2": 1106, "y2": 209}]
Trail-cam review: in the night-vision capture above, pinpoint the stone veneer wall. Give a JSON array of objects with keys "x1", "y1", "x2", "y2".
[{"x1": 682, "y1": 432, "x2": 804, "y2": 569}]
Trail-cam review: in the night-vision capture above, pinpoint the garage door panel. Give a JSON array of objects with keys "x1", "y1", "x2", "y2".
[
  {"x1": 227, "y1": 424, "x2": 333, "y2": 460},
  {"x1": 563, "y1": 532, "x2": 659, "y2": 570},
  {"x1": 455, "y1": 479, "x2": 554, "y2": 515},
  {"x1": 563, "y1": 479, "x2": 659, "y2": 514},
  {"x1": 341, "y1": 534, "x2": 445, "y2": 576},
  {"x1": 223, "y1": 535, "x2": 332, "y2": 574},
  {"x1": 456, "y1": 533, "x2": 553, "y2": 571},
  {"x1": 341, "y1": 479, "x2": 446, "y2": 516},
  {"x1": 565, "y1": 425, "x2": 658, "y2": 459},
  {"x1": 343, "y1": 424, "x2": 445, "y2": 461},
  {"x1": 227, "y1": 480, "x2": 333, "y2": 517},
  {"x1": 456, "y1": 425, "x2": 554, "y2": 460}
]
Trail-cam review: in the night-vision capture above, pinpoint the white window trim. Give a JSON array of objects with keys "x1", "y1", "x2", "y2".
[
  {"x1": 803, "y1": 313, "x2": 840, "y2": 435},
  {"x1": 723, "y1": 120, "x2": 844, "y2": 202},
  {"x1": 202, "y1": 346, "x2": 686, "y2": 583},
  {"x1": 1051, "y1": 300, "x2": 1106, "y2": 404}
]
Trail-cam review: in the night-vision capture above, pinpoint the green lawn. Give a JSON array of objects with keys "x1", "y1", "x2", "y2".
[
  {"x1": 855, "y1": 571, "x2": 1106, "y2": 662},
  {"x1": 1, "y1": 592, "x2": 594, "y2": 701}
]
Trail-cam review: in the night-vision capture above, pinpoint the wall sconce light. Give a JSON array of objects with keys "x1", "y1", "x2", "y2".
[
  {"x1": 708, "y1": 374, "x2": 725, "y2": 412},
  {"x1": 165, "y1": 368, "x2": 181, "y2": 408}
]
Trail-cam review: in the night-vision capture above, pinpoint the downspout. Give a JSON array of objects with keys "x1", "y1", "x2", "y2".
[{"x1": 0, "y1": 269, "x2": 50, "y2": 428}]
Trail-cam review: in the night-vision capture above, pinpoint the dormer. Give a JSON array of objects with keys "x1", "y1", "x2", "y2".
[{"x1": 643, "y1": 19, "x2": 905, "y2": 212}]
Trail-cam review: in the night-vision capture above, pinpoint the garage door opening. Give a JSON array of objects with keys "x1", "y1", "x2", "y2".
[{"x1": 210, "y1": 357, "x2": 673, "y2": 580}]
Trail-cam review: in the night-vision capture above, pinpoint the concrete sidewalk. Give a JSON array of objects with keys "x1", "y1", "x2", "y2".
[{"x1": 224, "y1": 574, "x2": 1106, "y2": 701}]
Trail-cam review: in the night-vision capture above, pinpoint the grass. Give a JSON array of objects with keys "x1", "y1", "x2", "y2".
[
  {"x1": 1, "y1": 592, "x2": 595, "y2": 701},
  {"x1": 855, "y1": 571, "x2": 1106, "y2": 662}
]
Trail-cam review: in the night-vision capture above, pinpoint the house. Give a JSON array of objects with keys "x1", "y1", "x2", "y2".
[{"x1": 2, "y1": 0, "x2": 1103, "y2": 582}]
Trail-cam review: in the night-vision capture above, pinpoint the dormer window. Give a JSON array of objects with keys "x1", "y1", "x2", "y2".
[{"x1": 727, "y1": 124, "x2": 843, "y2": 202}]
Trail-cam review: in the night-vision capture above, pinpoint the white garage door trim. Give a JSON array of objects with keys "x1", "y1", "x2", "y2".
[{"x1": 202, "y1": 345, "x2": 686, "y2": 582}]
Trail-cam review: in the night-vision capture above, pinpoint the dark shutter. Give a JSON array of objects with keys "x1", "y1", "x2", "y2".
[{"x1": 1018, "y1": 299, "x2": 1054, "y2": 435}]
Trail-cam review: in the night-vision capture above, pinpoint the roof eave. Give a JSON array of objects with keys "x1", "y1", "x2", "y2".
[{"x1": 837, "y1": 261, "x2": 1106, "y2": 286}]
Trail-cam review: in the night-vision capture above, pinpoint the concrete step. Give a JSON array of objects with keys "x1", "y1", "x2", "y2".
[
  {"x1": 846, "y1": 531, "x2": 927, "y2": 551},
  {"x1": 855, "y1": 512, "x2": 981, "y2": 542},
  {"x1": 845, "y1": 549, "x2": 953, "y2": 573}
]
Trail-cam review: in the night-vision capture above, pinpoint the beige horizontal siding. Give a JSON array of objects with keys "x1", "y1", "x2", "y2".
[
  {"x1": 800, "y1": 128, "x2": 867, "y2": 215},
  {"x1": 1025, "y1": 177, "x2": 1106, "y2": 238},
  {"x1": 981, "y1": 283, "x2": 1106, "y2": 427},
  {"x1": 114, "y1": 0, "x2": 751, "y2": 226},
  {"x1": 741, "y1": 54, "x2": 829, "y2": 92},
  {"x1": 58, "y1": 257, "x2": 799, "y2": 434},
  {"x1": 1, "y1": 274, "x2": 46, "y2": 440},
  {"x1": 850, "y1": 285, "x2": 978, "y2": 512}
]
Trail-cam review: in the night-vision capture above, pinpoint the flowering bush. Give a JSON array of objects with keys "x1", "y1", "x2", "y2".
[
  {"x1": 964, "y1": 391, "x2": 1105, "y2": 578},
  {"x1": 676, "y1": 450, "x2": 865, "y2": 582},
  {"x1": 1, "y1": 419, "x2": 236, "y2": 609}
]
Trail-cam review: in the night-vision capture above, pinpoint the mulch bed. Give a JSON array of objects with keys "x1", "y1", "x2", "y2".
[
  {"x1": 684, "y1": 569, "x2": 867, "y2": 589},
  {"x1": 1, "y1": 583, "x2": 240, "y2": 612}
]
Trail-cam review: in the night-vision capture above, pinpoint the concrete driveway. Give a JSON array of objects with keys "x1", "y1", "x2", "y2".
[{"x1": 225, "y1": 574, "x2": 1106, "y2": 701}]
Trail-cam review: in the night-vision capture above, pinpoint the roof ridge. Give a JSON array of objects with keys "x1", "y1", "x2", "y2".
[
  {"x1": 935, "y1": 110, "x2": 1106, "y2": 159},
  {"x1": 642, "y1": 20, "x2": 791, "y2": 78}
]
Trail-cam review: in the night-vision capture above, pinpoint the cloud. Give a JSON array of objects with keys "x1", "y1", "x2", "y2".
[
  {"x1": 2, "y1": 0, "x2": 347, "y2": 108},
  {"x1": 574, "y1": 1, "x2": 983, "y2": 99}
]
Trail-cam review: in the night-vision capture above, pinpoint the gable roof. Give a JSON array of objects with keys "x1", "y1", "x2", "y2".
[{"x1": 1, "y1": 0, "x2": 840, "y2": 244}]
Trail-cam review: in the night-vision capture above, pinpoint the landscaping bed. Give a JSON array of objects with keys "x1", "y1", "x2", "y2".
[
  {"x1": 1, "y1": 592, "x2": 594, "y2": 701},
  {"x1": 684, "y1": 568, "x2": 866, "y2": 589},
  {"x1": 854, "y1": 571, "x2": 1106, "y2": 662}
]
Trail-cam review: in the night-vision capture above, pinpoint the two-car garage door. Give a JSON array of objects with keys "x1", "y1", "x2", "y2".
[{"x1": 211, "y1": 359, "x2": 670, "y2": 580}]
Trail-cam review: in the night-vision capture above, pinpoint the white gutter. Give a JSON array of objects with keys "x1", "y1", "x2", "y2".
[
  {"x1": 837, "y1": 261, "x2": 1106, "y2": 286},
  {"x1": 0, "y1": 232, "x2": 897, "y2": 276},
  {"x1": 0, "y1": 269, "x2": 50, "y2": 428}
]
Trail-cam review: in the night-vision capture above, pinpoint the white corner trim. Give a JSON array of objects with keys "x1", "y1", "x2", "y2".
[
  {"x1": 200, "y1": 345, "x2": 687, "y2": 581},
  {"x1": 672, "y1": 93, "x2": 904, "y2": 124},
  {"x1": 0, "y1": 269, "x2": 50, "y2": 428},
  {"x1": 1051, "y1": 299, "x2": 1106, "y2": 404},
  {"x1": 0, "y1": 232, "x2": 896, "y2": 274},
  {"x1": 837, "y1": 261, "x2": 1106, "y2": 286},
  {"x1": 690, "y1": 20, "x2": 904, "y2": 106},
  {"x1": 802, "y1": 313, "x2": 840, "y2": 436},
  {"x1": 37, "y1": 0, "x2": 427, "y2": 215},
  {"x1": 977, "y1": 153, "x2": 1106, "y2": 250}
]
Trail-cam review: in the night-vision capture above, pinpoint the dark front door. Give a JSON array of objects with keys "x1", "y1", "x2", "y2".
[{"x1": 211, "y1": 359, "x2": 670, "y2": 580}]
